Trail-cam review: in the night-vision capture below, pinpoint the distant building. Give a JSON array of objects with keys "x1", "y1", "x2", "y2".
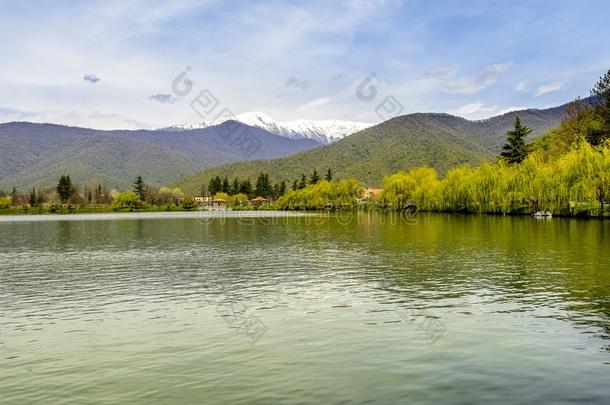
[
  {"x1": 358, "y1": 187, "x2": 383, "y2": 204},
  {"x1": 194, "y1": 196, "x2": 212, "y2": 204},
  {"x1": 362, "y1": 187, "x2": 383, "y2": 199}
]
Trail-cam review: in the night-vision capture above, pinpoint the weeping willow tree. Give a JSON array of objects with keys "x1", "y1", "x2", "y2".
[
  {"x1": 276, "y1": 179, "x2": 363, "y2": 210},
  {"x1": 380, "y1": 140, "x2": 610, "y2": 217}
]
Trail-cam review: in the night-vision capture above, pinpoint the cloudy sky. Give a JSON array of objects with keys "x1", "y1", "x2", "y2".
[{"x1": 1, "y1": 0, "x2": 609, "y2": 129}]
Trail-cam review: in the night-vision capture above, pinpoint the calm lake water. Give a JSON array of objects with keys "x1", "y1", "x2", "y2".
[{"x1": 1, "y1": 211, "x2": 610, "y2": 404}]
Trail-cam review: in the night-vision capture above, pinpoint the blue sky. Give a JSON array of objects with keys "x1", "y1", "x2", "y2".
[{"x1": 0, "y1": 0, "x2": 609, "y2": 129}]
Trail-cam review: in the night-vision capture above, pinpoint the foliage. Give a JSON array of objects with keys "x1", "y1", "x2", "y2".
[
  {"x1": 255, "y1": 173, "x2": 272, "y2": 197},
  {"x1": 276, "y1": 179, "x2": 363, "y2": 210},
  {"x1": 233, "y1": 193, "x2": 250, "y2": 207},
  {"x1": 0, "y1": 196, "x2": 11, "y2": 209},
  {"x1": 380, "y1": 140, "x2": 610, "y2": 217},
  {"x1": 112, "y1": 191, "x2": 145, "y2": 211},
  {"x1": 381, "y1": 167, "x2": 440, "y2": 210},
  {"x1": 176, "y1": 108, "x2": 564, "y2": 194},
  {"x1": 500, "y1": 116, "x2": 532, "y2": 164},
  {"x1": 56, "y1": 175, "x2": 75, "y2": 203},
  {"x1": 213, "y1": 192, "x2": 231, "y2": 203},
  {"x1": 132, "y1": 176, "x2": 146, "y2": 200},
  {"x1": 181, "y1": 197, "x2": 196, "y2": 210}
]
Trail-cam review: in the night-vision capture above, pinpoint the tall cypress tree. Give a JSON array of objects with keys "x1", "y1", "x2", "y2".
[
  {"x1": 325, "y1": 168, "x2": 333, "y2": 182},
  {"x1": 30, "y1": 187, "x2": 37, "y2": 207},
  {"x1": 221, "y1": 177, "x2": 230, "y2": 193},
  {"x1": 11, "y1": 186, "x2": 18, "y2": 204},
  {"x1": 500, "y1": 116, "x2": 532, "y2": 164},
  {"x1": 132, "y1": 176, "x2": 146, "y2": 200}
]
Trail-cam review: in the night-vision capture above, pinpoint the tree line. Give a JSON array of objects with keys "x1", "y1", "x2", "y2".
[
  {"x1": 0, "y1": 175, "x2": 193, "y2": 211},
  {"x1": 205, "y1": 168, "x2": 333, "y2": 199}
]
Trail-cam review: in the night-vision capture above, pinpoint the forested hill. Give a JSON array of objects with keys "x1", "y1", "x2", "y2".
[
  {"x1": 0, "y1": 121, "x2": 320, "y2": 190},
  {"x1": 176, "y1": 103, "x2": 568, "y2": 193}
]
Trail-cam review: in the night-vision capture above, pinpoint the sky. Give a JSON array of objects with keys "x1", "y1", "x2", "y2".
[{"x1": 1, "y1": 0, "x2": 609, "y2": 129}]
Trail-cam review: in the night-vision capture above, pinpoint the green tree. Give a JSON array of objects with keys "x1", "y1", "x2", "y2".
[
  {"x1": 181, "y1": 197, "x2": 196, "y2": 210},
  {"x1": 230, "y1": 178, "x2": 240, "y2": 195},
  {"x1": 132, "y1": 176, "x2": 146, "y2": 200},
  {"x1": 311, "y1": 169, "x2": 320, "y2": 185},
  {"x1": 500, "y1": 116, "x2": 532, "y2": 164},
  {"x1": 29, "y1": 187, "x2": 37, "y2": 207},
  {"x1": 113, "y1": 191, "x2": 144, "y2": 211},
  {"x1": 0, "y1": 196, "x2": 11, "y2": 209},
  {"x1": 298, "y1": 174, "x2": 307, "y2": 190},
  {"x1": 589, "y1": 69, "x2": 610, "y2": 145},
  {"x1": 255, "y1": 173, "x2": 271, "y2": 197},
  {"x1": 57, "y1": 175, "x2": 75, "y2": 203},
  {"x1": 209, "y1": 176, "x2": 222, "y2": 196},
  {"x1": 276, "y1": 180, "x2": 287, "y2": 197},
  {"x1": 239, "y1": 179, "x2": 253, "y2": 197},
  {"x1": 325, "y1": 168, "x2": 333, "y2": 182},
  {"x1": 292, "y1": 179, "x2": 299, "y2": 191},
  {"x1": 11, "y1": 186, "x2": 17, "y2": 204},
  {"x1": 221, "y1": 177, "x2": 230, "y2": 193},
  {"x1": 233, "y1": 193, "x2": 249, "y2": 207},
  {"x1": 95, "y1": 184, "x2": 103, "y2": 204}
]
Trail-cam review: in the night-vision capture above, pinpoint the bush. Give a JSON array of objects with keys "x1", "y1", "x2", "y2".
[
  {"x1": 181, "y1": 198, "x2": 196, "y2": 210},
  {"x1": 0, "y1": 196, "x2": 11, "y2": 209},
  {"x1": 112, "y1": 191, "x2": 145, "y2": 211}
]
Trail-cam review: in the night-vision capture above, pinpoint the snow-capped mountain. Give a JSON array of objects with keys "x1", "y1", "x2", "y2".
[{"x1": 164, "y1": 112, "x2": 373, "y2": 144}]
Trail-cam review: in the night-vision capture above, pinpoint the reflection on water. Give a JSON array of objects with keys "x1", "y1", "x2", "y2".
[{"x1": 1, "y1": 212, "x2": 610, "y2": 404}]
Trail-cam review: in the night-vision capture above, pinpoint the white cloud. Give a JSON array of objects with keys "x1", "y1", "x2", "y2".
[
  {"x1": 447, "y1": 102, "x2": 526, "y2": 120},
  {"x1": 516, "y1": 81, "x2": 528, "y2": 92},
  {"x1": 496, "y1": 106, "x2": 526, "y2": 115},
  {"x1": 534, "y1": 80, "x2": 567, "y2": 97},
  {"x1": 295, "y1": 97, "x2": 332, "y2": 112},
  {"x1": 1, "y1": 108, "x2": 150, "y2": 130},
  {"x1": 447, "y1": 102, "x2": 496, "y2": 117},
  {"x1": 444, "y1": 62, "x2": 512, "y2": 94}
]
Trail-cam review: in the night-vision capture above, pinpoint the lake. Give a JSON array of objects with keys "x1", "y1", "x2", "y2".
[{"x1": 1, "y1": 211, "x2": 609, "y2": 404}]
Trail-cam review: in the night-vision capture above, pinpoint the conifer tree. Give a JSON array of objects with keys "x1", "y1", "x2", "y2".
[
  {"x1": 325, "y1": 168, "x2": 333, "y2": 182},
  {"x1": 132, "y1": 176, "x2": 146, "y2": 200},
  {"x1": 500, "y1": 116, "x2": 532, "y2": 164},
  {"x1": 208, "y1": 176, "x2": 222, "y2": 195},
  {"x1": 589, "y1": 68, "x2": 610, "y2": 145},
  {"x1": 255, "y1": 173, "x2": 271, "y2": 197},
  {"x1": 299, "y1": 174, "x2": 307, "y2": 189},
  {"x1": 30, "y1": 187, "x2": 37, "y2": 207},
  {"x1": 239, "y1": 179, "x2": 253, "y2": 197},
  {"x1": 57, "y1": 175, "x2": 75, "y2": 203},
  {"x1": 311, "y1": 169, "x2": 320, "y2": 185}
]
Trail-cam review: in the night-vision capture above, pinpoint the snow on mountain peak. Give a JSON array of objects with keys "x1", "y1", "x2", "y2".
[{"x1": 165, "y1": 112, "x2": 373, "y2": 144}]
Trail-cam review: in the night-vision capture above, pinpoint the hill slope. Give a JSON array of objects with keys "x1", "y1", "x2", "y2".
[
  {"x1": 176, "y1": 104, "x2": 566, "y2": 193},
  {"x1": 0, "y1": 121, "x2": 320, "y2": 190}
]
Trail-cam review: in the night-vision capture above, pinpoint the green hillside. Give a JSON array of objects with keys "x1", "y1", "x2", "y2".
[{"x1": 176, "y1": 106, "x2": 565, "y2": 194}]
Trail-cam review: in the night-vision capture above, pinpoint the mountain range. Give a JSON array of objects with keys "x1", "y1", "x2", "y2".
[
  {"x1": 0, "y1": 121, "x2": 319, "y2": 190},
  {"x1": 176, "y1": 104, "x2": 568, "y2": 193},
  {"x1": 1, "y1": 101, "x2": 570, "y2": 193},
  {"x1": 163, "y1": 112, "x2": 372, "y2": 144}
]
